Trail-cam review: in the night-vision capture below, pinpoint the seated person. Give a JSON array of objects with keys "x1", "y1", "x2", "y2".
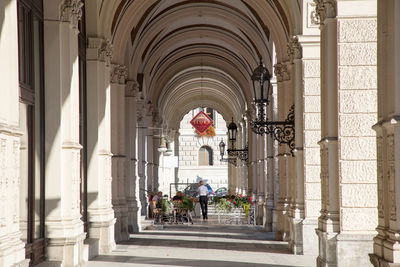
[{"x1": 173, "y1": 191, "x2": 183, "y2": 201}]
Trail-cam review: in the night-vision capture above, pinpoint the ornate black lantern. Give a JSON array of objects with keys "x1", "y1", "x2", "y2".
[
  {"x1": 219, "y1": 119, "x2": 248, "y2": 165},
  {"x1": 251, "y1": 58, "x2": 271, "y2": 104},
  {"x1": 219, "y1": 139, "x2": 237, "y2": 166},
  {"x1": 250, "y1": 59, "x2": 295, "y2": 155},
  {"x1": 228, "y1": 118, "x2": 237, "y2": 144}
]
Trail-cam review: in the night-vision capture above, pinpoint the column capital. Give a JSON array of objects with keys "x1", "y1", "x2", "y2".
[
  {"x1": 87, "y1": 38, "x2": 113, "y2": 66},
  {"x1": 60, "y1": 0, "x2": 83, "y2": 33},
  {"x1": 110, "y1": 64, "x2": 128, "y2": 85},
  {"x1": 287, "y1": 36, "x2": 302, "y2": 63},
  {"x1": 125, "y1": 80, "x2": 139, "y2": 98},
  {"x1": 274, "y1": 62, "x2": 290, "y2": 82},
  {"x1": 313, "y1": 0, "x2": 337, "y2": 25},
  {"x1": 245, "y1": 106, "x2": 256, "y2": 121}
]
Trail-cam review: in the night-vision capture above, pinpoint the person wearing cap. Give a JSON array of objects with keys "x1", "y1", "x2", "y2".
[{"x1": 198, "y1": 180, "x2": 209, "y2": 220}]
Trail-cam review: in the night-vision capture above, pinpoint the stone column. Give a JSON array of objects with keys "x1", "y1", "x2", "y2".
[
  {"x1": 145, "y1": 134, "x2": 154, "y2": 196},
  {"x1": 86, "y1": 37, "x2": 115, "y2": 254},
  {"x1": 174, "y1": 132, "x2": 180, "y2": 185},
  {"x1": 239, "y1": 119, "x2": 248, "y2": 194},
  {"x1": 43, "y1": 1, "x2": 86, "y2": 264},
  {"x1": 125, "y1": 81, "x2": 141, "y2": 233},
  {"x1": 256, "y1": 134, "x2": 266, "y2": 225},
  {"x1": 274, "y1": 62, "x2": 292, "y2": 241},
  {"x1": 0, "y1": 1, "x2": 27, "y2": 265},
  {"x1": 136, "y1": 101, "x2": 148, "y2": 217},
  {"x1": 248, "y1": 130, "x2": 258, "y2": 199},
  {"x1": 370, "y1": 1, "x2": 400, "y2": 266},
  {"x1": 265, "y1": 81, "x2": 276, "y2": 231},
  {"x1": 288, "y1": 35, "x2": 322, "y2": 255},
  {"x1": 315, "y1": 1, "x2": 377, "y2": 266},
  {"x1": 110, "y1": 64, "x2": 129, "y2": 242}
]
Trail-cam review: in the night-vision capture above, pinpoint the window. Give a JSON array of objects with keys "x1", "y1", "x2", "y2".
[
  {"x1": 78, "y1": 2, "x2": 88, "y2": 235},
  {"x1": 199, "y1": 146, "x2": 213, "y2": 166},
  {"x1": 17, "y1": 0, "x2": 45, "y2": 264},
  {"x1": 205, "y1": 107, "x2": 215, "y2": 124}
]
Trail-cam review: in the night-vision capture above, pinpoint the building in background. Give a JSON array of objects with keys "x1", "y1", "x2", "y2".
[{"x1": 177, "y1": 108, "x2": 228, "y2": 192}]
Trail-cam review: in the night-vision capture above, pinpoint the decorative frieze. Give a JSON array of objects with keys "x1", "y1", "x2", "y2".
[
  {"x1": 60, "y1": 0, "x2": 84, "y2": 33},
  {"x1": 287, "y1": 36, "x2": 302, "y2": 63},
  {"x1": 313, "y1": 0, "x2": 337, "y2": 25},
  {"x1": 110, "y1": 64, "x2": 128, "y2": 85}
]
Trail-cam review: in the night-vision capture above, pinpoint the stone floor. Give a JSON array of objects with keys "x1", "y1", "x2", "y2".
[{"x1": 88, "y1": 220, "x2": 315, "y2": 267}]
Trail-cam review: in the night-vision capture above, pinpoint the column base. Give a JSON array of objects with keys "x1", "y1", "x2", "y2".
[
  {"x1": 316, "y1": 229, "x2": 338, "y2": 267},
  {"x1": 0, "y1": 231, "x2": 27, "y2": 267},
  {"x1": 272, "y1": 208, "x2": 278, "y2": 232},
  {"x1": 337, "y1": 233, "x2": 375, "y2": 267},
  {"x1": 89, "y1": 218, "x2": 116, "y2": 254},
  {"x1": 264, "y1": 200, "x2": 274, "y2": 232},
  {"x1": 256, "y1": 203, "x2": 264, "y2": 225},
  {"x1": 46, "y1": 232, "x2": 87, "y2": 267},
  {"x1": 127, "y1": 200, "x2": 140, "y2": 234},
  {"x1": 114, "y1": 206, "x2": 129, "y2": 242},
  {"x1": 370, "y1": 253, "x2": 400, "y2": 267},
  {"x1": 317, "y1": 229, "x2": 375, "y2": 267},
  {"x1": 275, "y1": 201, "x2": 289, "y2": 241},
  {"x1": 370, "y1": 231, "x2": 400, "y2": 267},
  {"x1": 289, "y1": 218, "x2": 318, "y2": 255}
]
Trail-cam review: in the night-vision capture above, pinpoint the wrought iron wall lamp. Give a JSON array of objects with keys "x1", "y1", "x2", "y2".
[
  {"x1": 219, "y1": 119, "x2": 249, "y2": 166},
  {"x1": 249, "y1": 59, "x2": 295, "y2": 155}
]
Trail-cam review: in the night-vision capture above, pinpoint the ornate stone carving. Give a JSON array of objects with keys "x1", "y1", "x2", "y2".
[
  {"x1": 110, "y1": 64, "x2": 128, "y2": 85},
  {"x1": 246, "y1": 106, "x2": 256, "y2": 121},
  {"x1": 309, "y1": 2, "x2": 319, "y2": 25},
  {"x1": 313, "y1": 0, "x2": 336, "y2": 25},
  {"x1": 387, "y1": 134, "x2": 396, "y2": 221},
  {"x1": 87, "y1": 38, "x2": 113, "y2": 65},
  {"x1": 99, "y1": 39, "x2": 113, "y2": 66},
  {"x1": 287, "y1": 36, "x2": 302, "y2": 63},
  {"x1": 146, "y1": 101, "x2": 153, "y2": 116},
  {"x1": 274, "y1": 63, "x2": 290, "y2": 82},
  {"x1": 60, "y1": 0, "x2": 84, "y2": 33},
  {"x1": 377, "y1": 136, "x2": 384, "y2": 219},
  {"x1": 125, "y1": 80, "x2": 139, "y2": 97},
  {"x1": 152, "y1": 111, "x2": 159, "y2": 126},
  {"x1": 136, "y1": 100, "x2": 145, "y2": 122}
]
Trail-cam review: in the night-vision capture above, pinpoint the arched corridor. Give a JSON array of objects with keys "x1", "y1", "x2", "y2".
[{"x1": 1, "y1": 0, "x2": 400, "y2": 266}]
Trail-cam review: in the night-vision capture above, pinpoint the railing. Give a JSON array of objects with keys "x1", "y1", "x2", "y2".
[
  {"x1": 216, "y1": 205, "x2": 256, "y2": 225},
  {"x1": 153, "y1": 207, "x2": 193, "y2": 225}
]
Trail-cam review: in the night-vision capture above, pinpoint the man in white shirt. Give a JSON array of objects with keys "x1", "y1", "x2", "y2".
[{"x1": 198, "y1": 181, "x2": 209, "y2": 220}]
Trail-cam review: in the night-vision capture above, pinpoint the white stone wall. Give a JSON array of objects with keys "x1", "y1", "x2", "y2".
[{"x1": 177, "y1": 110, "x2": 228, "y2": 192}]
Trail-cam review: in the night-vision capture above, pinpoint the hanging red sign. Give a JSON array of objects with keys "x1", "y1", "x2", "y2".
[{"x1": 190, "y1": 111, "x2": 214, "y2": 134}]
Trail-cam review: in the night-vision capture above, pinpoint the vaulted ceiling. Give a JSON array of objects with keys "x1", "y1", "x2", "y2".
[{"x1": 95, "y1": 0, "x2": 301, "y2": 129}]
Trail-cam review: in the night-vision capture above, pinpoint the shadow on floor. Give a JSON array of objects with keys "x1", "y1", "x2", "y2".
[
  {"x1": 118, "y1": 237, "x2": 290, "y2": 254},
  {"x1": 136, "y1": 231, "x2": 276, "y2": 241},
  {"x1": 92, "y1": 255, "x2": 302, "y2": 267}
]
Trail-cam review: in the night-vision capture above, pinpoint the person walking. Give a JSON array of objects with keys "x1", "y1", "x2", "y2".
[{"x1": 198, "y1": 180, "x2": 209, "y2": 220}]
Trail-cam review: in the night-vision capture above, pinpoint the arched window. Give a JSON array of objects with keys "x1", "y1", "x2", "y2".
[{"x1": 199, "y1": 146, "x2": 213, "y2": 166}]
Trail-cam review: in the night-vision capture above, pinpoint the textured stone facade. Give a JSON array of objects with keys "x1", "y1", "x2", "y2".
[{"x1": 178, "y1": 110, "x2": 228, "y2": 191}]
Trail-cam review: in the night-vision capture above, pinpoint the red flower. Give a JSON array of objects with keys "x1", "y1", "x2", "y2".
[
  {"x1": 234, "y1": 201, "x2": 236, "y2": 204},
  {"x1": 249, "y1": 197, "x2": 252, "y2": 201},
  {"x1": 240, "y1": 195, "x2": 243, "y2": 198},
  {"x1": 251, "y1": 202, "x2": 254, "y2": 205}
]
